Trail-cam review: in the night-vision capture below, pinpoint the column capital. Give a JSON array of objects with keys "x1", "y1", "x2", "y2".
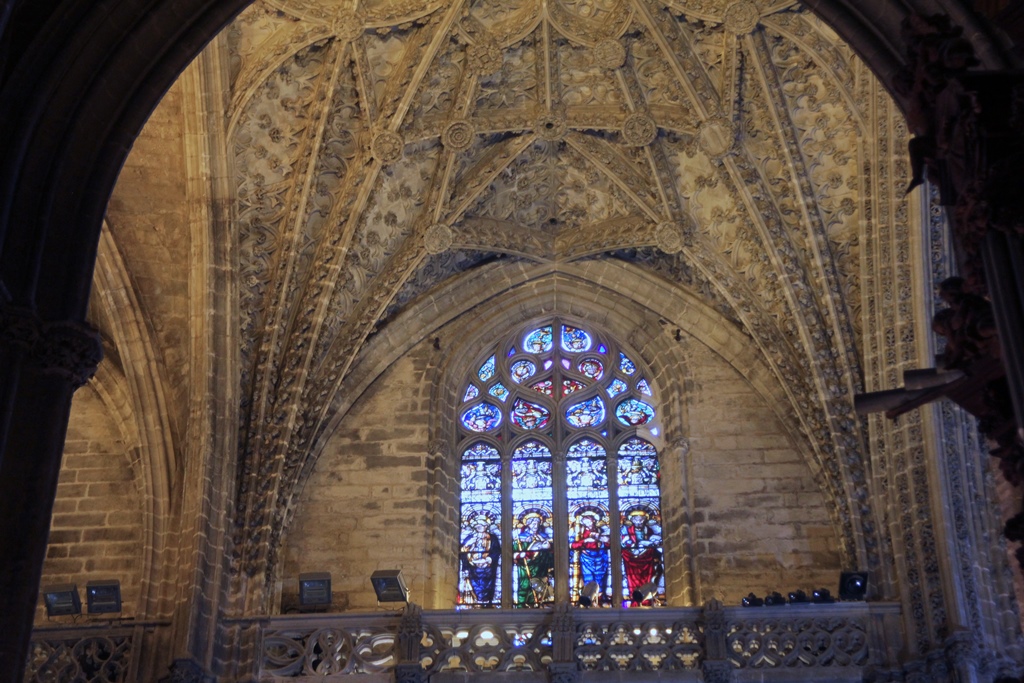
[{"x1": 0, "y1": 304, "x2": 102, "y2": 387}]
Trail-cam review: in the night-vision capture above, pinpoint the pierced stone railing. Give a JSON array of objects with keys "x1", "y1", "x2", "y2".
[
  {"x1": 258, "y1": 601, "x2": 903, "y2": 682},
  {"x1": 24, "y1": 624, "x2": 142, "y2": 683}
]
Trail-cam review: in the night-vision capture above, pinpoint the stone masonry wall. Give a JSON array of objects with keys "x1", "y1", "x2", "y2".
[
  {"x1": 281, "y1": 325, "x2": 842, "y2": 611},
  {"x1": 685, "y1": 341, "x2": 842, "y2": 603},
  {"x1": 280, "y1": 340, "x2": 438, "y2": 611},
  {"x1": 36, "y1": 385, "x2": 144, "y2": 623}
]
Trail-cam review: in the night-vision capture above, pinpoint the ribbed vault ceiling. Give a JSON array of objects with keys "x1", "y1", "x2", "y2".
[{"x1": 226, "y1": 0, "x2": 888, "y2": 595}]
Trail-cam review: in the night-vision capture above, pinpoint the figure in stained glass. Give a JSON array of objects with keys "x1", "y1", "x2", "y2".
[
  {"x1": 566, "y1": 457, "x2": 607, "y2": 489},
  {"x1": 463, "y1": 384, "x2": 479, "y2": 402},
  {"x1": 531, "y1": 380, "x2": 554, "y2": 397},
  {"x1": 619, "y1": 457, "x2": 658, "y2": 486},
  {"x1": 607, "y1": 379, "x2": 627, "y2": 397},
  {"x1": 462, "y1": 461, "x2": 501, "y2": 491},
  {"x1": 570, "y1": 507, "x2": 611, "y2": 602},
  {"x1": 615, "y1": 398, "x2": 654, "y2": 426},
  {"x1": 478, "y1": 355, "x2": 496, "y2": 382},
  {"x1": 578, "y1": 358, "x2": 604, "y2": 380},
  {"x1": 462, "y1": 403, "x2": 502, "y2": 432},
  {"x1": 512, "y1": 458, "x2": 552, "y2": 489},
  {"x1": 489, "y1": 382, "x2": 509, "y2": 402},
  {"x1": 513, "y1": 509, "x2": 554, "y2": 606},
  {"x1": 562, "y1": 379, "x2": 586, "y2": 396},
  {"x1": 524, "y1": 326, "x2": 554, "y2": 353},
  {"x1": 637, "y1": 378, "x2": 652, "y2": 395},
  {"x1": 619, "y1": 352, "x2": 637, "y2": 375},
  {"x1": 561, "y1": 325, "x2": 593, "y2": 353},
  {"x1": 620, "y1": 505, "x2": 663, "y2": 603},
  {"x1": 510, "y1": 360, "x2": 536, "y2": 383},
  {"x1": 460, "y1": 508, "x2": 501, "y2": 605},
  {"x1": 565, "y1": 396, "x2": 606, "y2": 428},
  {"x1": 511, "y1": 398, "x2": 550, "y2": 430}
]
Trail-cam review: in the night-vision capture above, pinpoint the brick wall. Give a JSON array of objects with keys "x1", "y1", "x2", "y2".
[{"x1": 36, "y1": 385, "x2": 144, "y2": 623}]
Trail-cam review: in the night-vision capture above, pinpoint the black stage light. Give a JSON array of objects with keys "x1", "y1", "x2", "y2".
[
  {"x1": 370, "y1": 569, "x2": 410, "y2": 603},
  {"x1": 85, "y1": 580, "x2": 121, "y2": 614},
  {"x1": 631, "y1": 581, "x2": 659, "y2": 605},
  {"x1": 42, "y1": 584, "x2": 81, "y2": 617},
  {"x1": 812, "y1": 588, "x2": 835, "y2": 604},
  {"x1": 741, "y1": 592, "x2": 764, "y2": 607},
  {"x1": 787, "y1": 589, "x2": 809, "y2": 604},
  {"x1": 763, "y1": 591, "x2": 785, "y2": 606},
  {"x1": 839, "y1": 572, "x2": 868, "y2": 601},
  {"x1": 298, "y1": 572, "x2": 332, "y2": 611}
]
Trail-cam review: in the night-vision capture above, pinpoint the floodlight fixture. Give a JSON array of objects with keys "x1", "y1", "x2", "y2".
[
  {"x1": 370, "y1": 569, "x2": 409, "y2": 604},
  {"x1": 763, "y1": 591, "x2": 785, "y2": 606},
  {"x1": 812, "y1": 588, "x2": 835, "y2": 604},
  {"x1": 85, "y1": 580, "x2": 121, "y2": 614},
  {"x1": 839, "y1": 572, "x2": 868, "y2": 601},
  {"x1": 298, "y1": 572, "x2": 332, "y2": 611},
  {"x1": 631, "y1": 581, "x2": 659, "y2": 605},
  {"x1": 741, "y1": 592, "x2": 764, "y2": 607},
  {"x1": 42, "y1": 584, "x2": 81, "y2": 616},
  {"x1": 787, "y1": 589, "x2": 809, "y2": 604},
  {"x1": 579, "y1": 581, "x2": 601, "y2": 607}
]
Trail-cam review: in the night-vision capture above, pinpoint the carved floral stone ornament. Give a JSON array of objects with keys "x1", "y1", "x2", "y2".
[
  {"x1": 371, "y1": 130, "x2": 404, "y2": 163},
  {"x1": 592, "y1": 38, "x2": 626, "y2": 69},
  {"x1": 423, "y1": 223, "x2": 454, "y2": 255},
  {"x1": 655, "y1": 221, "x2": 685, "y2": 254},
  {"x1": 722, "y1": 0, "x2": 760, "y2": 34},
  {"x1": 697, "y1": 116, "x2": 734, "y2": 159},
  {"x1": 535, "y1": 109, "x2": 568, "y2": 141},
  {"x1": 331, "y1": 10, "x2": 364, "y2": 42},
  {"x1": 442, "y1": 120, "x2": 476, "y2": 152},
  {"x1": 466, "y1": 40, "x2": 503, "y2": 76},
  {"x1": 622, "y1": 112, "x2": 658, "y2": 146}
]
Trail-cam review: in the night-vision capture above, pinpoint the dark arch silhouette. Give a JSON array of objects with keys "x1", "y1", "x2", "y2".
[{"x1": 0, "y1": 1, "x2": 1014, "y2": 681}]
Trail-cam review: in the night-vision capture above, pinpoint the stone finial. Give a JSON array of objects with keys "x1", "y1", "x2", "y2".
[
  {"x1": 722, "y1": 1, "x2": 759, "y2": 34},
  {"x1": 655, "y1": 222, "x2": 685, "y2": 254}
]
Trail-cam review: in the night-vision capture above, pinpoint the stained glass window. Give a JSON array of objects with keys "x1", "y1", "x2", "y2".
[{"x1": 456, "y1": 320, "x2": 665, "y2": 608}]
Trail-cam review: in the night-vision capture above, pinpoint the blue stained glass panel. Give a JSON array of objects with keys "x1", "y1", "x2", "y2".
[
  {"x1": 489, "y1": 382, "x2": 510, "y2": 402},
  {"x1": 511, "y1": 458, "x2": 553, "y2": 490},
  {"x1": 561, "y1": 325, "x2": 593, "y2": 353},
  {"x1": 637, "y1": 378, "x2": 652, "y2": 395},
  {"x1": 565, "y1": 396, "x2": 606, "y2": 428},
  {"x1": 568, "y1": 501, "x2": 611, "y2": 605},
  {"x1": 464, "y1": 384, "x2": 479, "y2": 402},
  {"x1": 508, "y1": 346, "x2": 517, "y2": 357},
  {"x1": 619, "y1": 352, "x2": 636, "y2": 375},
  {"x1": 607, "y1": 379, "x2": 627, "y2": 397},
  {"x1": 512, "y1": 440, "x2": 552, "y2": 459},
  {"x1": 459, "y1": 503, "x2": 502, "y2": 607},
  {"x1": 462, "y1": 403, "x2": 502, "y2": 432},
  {"x1": 511, "y1": 399, "x2": 551, "y2": 430},
  {"x1": 562, "y1": 379, "x2": 586, "y2": 396},
  {"x1": 510, "y1": 360, "x2": 536, "y2": 383},
  {"x1": 567, "y1": 438, "x2": 606, "y2": 459},
  {"x1": 615, "y1": 398, "x2": 654, "y2": 426},
  {"x1": 578, "y1": 358, "x2": 604, "y2": 380},
  {"x1": 462, "y1": 442, "x2": 500, "y2": 461},
  {"x1": 511, "y1": 504, "x2": 555, "y2": 607},
  {"x1": 566, "y1": 454, "x2": 608, "y2": 490},
  {"x1": 597, "y1": 344, "x2": 607, "y2": 354},
  {"x1": 544, "y1": 360, "x2": 553, "y2": 370},
  {"x1": 478, "y1": 355, "x2": 496, "y2": 382},
  {"x1": 461, "y1": 461, "x2": 502, "y2": 496},
  {"x1": 523, "y1": 326, "x2": 554, "y2": 354}
]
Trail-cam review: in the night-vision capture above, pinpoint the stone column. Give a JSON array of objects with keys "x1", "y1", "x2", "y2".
[
  {"x1": 548, "y1": 603, "x2": 579, "y2": 683},
  {"x1": 700, "y1": 599, "x2": 732, "y2": 683},
  {"x1": 0, "y1": 304, "x2": 102, "y2": 683}
]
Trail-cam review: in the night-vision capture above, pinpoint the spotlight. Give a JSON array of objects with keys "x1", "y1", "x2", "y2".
[
  {"x1": 839, "y1": 572, "x2": 868, "y2": 601},
  {"x1": 370, "y1": 569, "x2": 409, "y2": 604},
  {"x1": 42, "y1": 584, "x2": 81, "y2": 617},
  {"x1": 787, "y1": 589, "x2": 809, "y2": 604},
  {"x1": 529, "y1": 577, "x2": 554, "y2": 604},
  {"x1": 579, "y1": 581, "x2": 601, "y2": 607},
  {"x1": 298, "y1": 572, "x2": 332, "y2": 611},
  {"x1": 85, "y1": 580, "x2": 121, "y2": 614},
  {"x1": 812, "y1": 588, "x2": 835, "y2": 604},
  {"x1": 631, "y1": 582, "x2": 659, "y2": 605},
  {"x1": 741, "y1": 592, "x2": 764, "y2": 607},
  {"x1": 763, "y1": 591, "x2": 785, "y2": 606}
]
